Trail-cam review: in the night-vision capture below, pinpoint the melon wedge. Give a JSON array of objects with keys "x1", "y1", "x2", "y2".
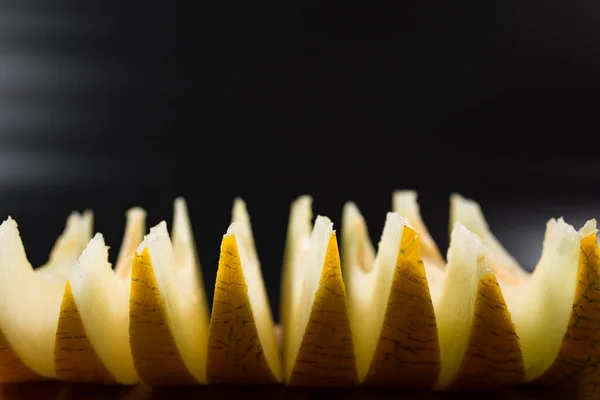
[
  {"x1": 130, "y1": 198, "x2": 208, "y2": 385},
  {"x1": 432, "y1": 222, "x2": 523, "y2": 390},
  {"x1": 280, "y1": 196, "x2": 312, "y2": 365},
  {"x1": 450, "y1": 194, "x2": 600, "y2": 385},
  {"x1": 54, "y1": 207, "x2": 145, "y2": 384},
  {"x1": 342, "y1": 204, "x2": 439, "y2": 386},
  {"x1": 207, "y1": 198, "x2": 281, "y2": 384},
  {"x1": 342, "y1": 201, "x2": 522, "y2": 390},
  {"x1": 282, "y1": 198, "x2": 357, "y2": 387},
  {"x1": 0, "y1": 211, "x2": 92, "y2": 382}
]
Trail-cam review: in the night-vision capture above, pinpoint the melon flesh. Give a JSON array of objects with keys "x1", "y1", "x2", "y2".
[
  {"x1": 37, "y1": 210, "x2": 93, "y2": 283},
  {"x1": 128, "y1": 197, "x2": 208, "y2": 385},
  {"x1": 231, "y1": 198, "x2": 281, "y2": 381},
  {"x1": 450, "y1": 193, "x2": 598, "y2": 381},
  {"x1": 392, "y1": 190, "x2": 445, "y2": 268},
  {"x1": 135, "y1": 217, "x2": 208, "y2": 383},
  {"x1": 502, "y1": 218, "x2": 596, "y2": 381},
  {"x1": 392, "y1": 191, "x2": 444, "y2": 287},
  {"x1": 280, "y1": 195, "x2": 313, "y2": 361},
  {"x1": 285, "y1": 216, "x2": 334, "y2": 380},
  {"x1": 343, "y1": 196, "x2": 527, "y2": 389},
  {"x1": 450, "y1": 193, "x2": 529, "y2": 284},
  {"x1": 282, "y1": 210, "x2": 356, "y2": 386},
  {"x1": 0, "y1": 212, "x2": 92, "y2": 378},
  {"x1": 342, "y1": 200, "x2": 519, "y2": 389},
  {"x1": 343, "y1": 205, "x2": 408, "y2": 381},
  {"x1": 432, "y1": 222, "x2": 492, "y2": 388},
  {"x1": 67, "y1": 233, "x2": 139, "y2": 384}
]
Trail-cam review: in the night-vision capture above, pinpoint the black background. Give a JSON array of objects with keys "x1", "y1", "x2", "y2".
[{"x1": 1, "y1": 0, "x2": 599, "y2": 322}]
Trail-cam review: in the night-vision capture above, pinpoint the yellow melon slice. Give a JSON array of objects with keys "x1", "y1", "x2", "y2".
[
  {"x1": 207, "y1": 198, "x2": 281, "y2": 384},
  {"x1": 130, "y1": 198, "x2": 208, "y2": 385},
  {"x1": 342, "y1": 204, "x2": 439, "y2": 386},
  {"x1": 433, "y1": 222, "x2": 523, "y2": 390},
  {"x1": 280, "y1": 196, "x2": 312, "y2": 365},
  {"x1": 282, "y1": 202, "x2": 357, "y2": 387},
  {"x1": 54, "y1": 207, "x2": 145, "y2": 384},
  {"x1": 451, "y1": 194, "x2": 600, "y2": 385},
  {"x1": 0, "y1": 211, "x2": 92, "y2": 381}
]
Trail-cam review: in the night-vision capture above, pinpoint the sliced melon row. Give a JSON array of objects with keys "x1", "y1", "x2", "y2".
[{"x1": 0, "y1": 193, "x2": 598, "y2": 393}]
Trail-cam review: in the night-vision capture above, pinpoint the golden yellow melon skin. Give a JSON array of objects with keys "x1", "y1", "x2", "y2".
[
  {"x1": 129, "y1": 249, "x2": 196, "y2": 386},
  {"x1": 54, "y1": 281, "x2": 114, "y2": 384},
  {"x1": 580, "y1": 353, "x2": 600, "y2": 400},
  {"x1": 0, "y1": 330, "x2": 44, "y2": 383},
  {"x1": 363, "y1": 226, "x2": 439, "y2": 387},
  {"x1": 288, "y1": 234, "x2": 357, "y2": 387},
  {"x1": 537, "y1": 233, "x2": 600, "y2": 387},
  {"x1": 207, "y1": 235, "x2": 278, "y2": 385},
  {"x1": 448, "y1": 274, "x2": 524, "y2": 390}
]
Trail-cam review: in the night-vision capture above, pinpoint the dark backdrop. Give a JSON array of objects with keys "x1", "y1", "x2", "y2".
[{"x1": 1, "y1": 0, "x2": 599, "y2": 322}]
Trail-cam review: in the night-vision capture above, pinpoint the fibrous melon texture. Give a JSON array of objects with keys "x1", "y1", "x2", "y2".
[{"x1": 0, "y1": 192, "x2": 598, "y2": 395}]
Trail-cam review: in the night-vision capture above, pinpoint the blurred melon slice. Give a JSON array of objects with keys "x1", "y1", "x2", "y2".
[
  {"x1": 36, "y1": 211, "x2": 94, "y2": 283},
  {"x1": 282, "y1": 197, "x2": 356, "y2": 387},
  {"x1": 0, "y1": 211, "x2": 92, "y2": 382},
  {"x1": 207, "y1": 198, "x2": 281, "y2": 384},
  {"x1": 450, "y1": 193, "x2": 529, "y2": 285},
  {"x1": 130, "y1": 198, "x2": 208, "y2": 385},
  {"x1": 280, "y1": 196, "x2": 312, "y2": 365},
  {"x1": 451, "y1": 194, "x2": 600, "y2": 384},
  {"x1": 54, "y1": 207, "x2": 145, "y2": 384},
  {"x1": 341, "y1": 203, "x2": 439, "y2": 386}
]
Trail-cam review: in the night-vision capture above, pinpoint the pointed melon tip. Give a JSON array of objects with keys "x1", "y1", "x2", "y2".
[
  {"x1": 126, "y1": 207, "x2": 147, "y2": 220},
  {"x1": 342, "y1": 202, "x2": 365, "y2": 226},
  {"x1": 292, "y1": 195, "x2": 313, "y2": 209},
  {"x1": 343, "y1": 201, "x2": 360, "y2": 216},
  {"x1": 150, "y1": 221, "x2": 169, "y2": 237},
  {"x1": 173, "y1": 197, "x2": 189, "y2": 221},
  {"x1": 75, "y1": 233, "x2": 108, "y2": 271},
  {"x1": 450, "y1": 193, "x2": 477, "y2": 213},
  {"x1": 233, "y1": 196, "x2": 246, "y2": 208},
  {"x1": 581, "y1": 218, "x2": 598, "y2": 236},
  {"x1": 385, "y1": 211, "x2": 410, "y2": 229},
  {"x1": 450, "y1": 222, "x2": 496, "y2": 278},
  {"x1": 450, "y1": 194, "x2": 490, "y2": 234},
  {"x1": 0, "y1": 216, "x2": 18, "y2": 231},
  {"x1": 88, "y1": 233, "x2": 106, "y2": 248},
  {"x1": 80, "y1": 209, "x2": 94, "y2": 231},
  {"x1": 393, "y1": 189, "x2": 418, "y2": 202},
  {"x1": 137, "y1": 221, "x2": 169, "y2": 253},
  {"x1": 392, "y1": 190, "x2": 419, "y2": 215},
  {"x1": 224, "y1": 223, "x2": 236, "y2": 238},
  {"x1": 232, "y1": 198, "x2": 249, "y2": 222},
  {"x1": 174, "y1": 196, "x2": 187, "y2": 207},
  {"x1": 314, "y1": 215, "x2": 333, "y2": 232},
  {"x1": 450, "y1": 222, "x2": 485, "y2": 253},
  {"x1": 65, "y1": 211, "x2": 82, "y2": 228}
]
